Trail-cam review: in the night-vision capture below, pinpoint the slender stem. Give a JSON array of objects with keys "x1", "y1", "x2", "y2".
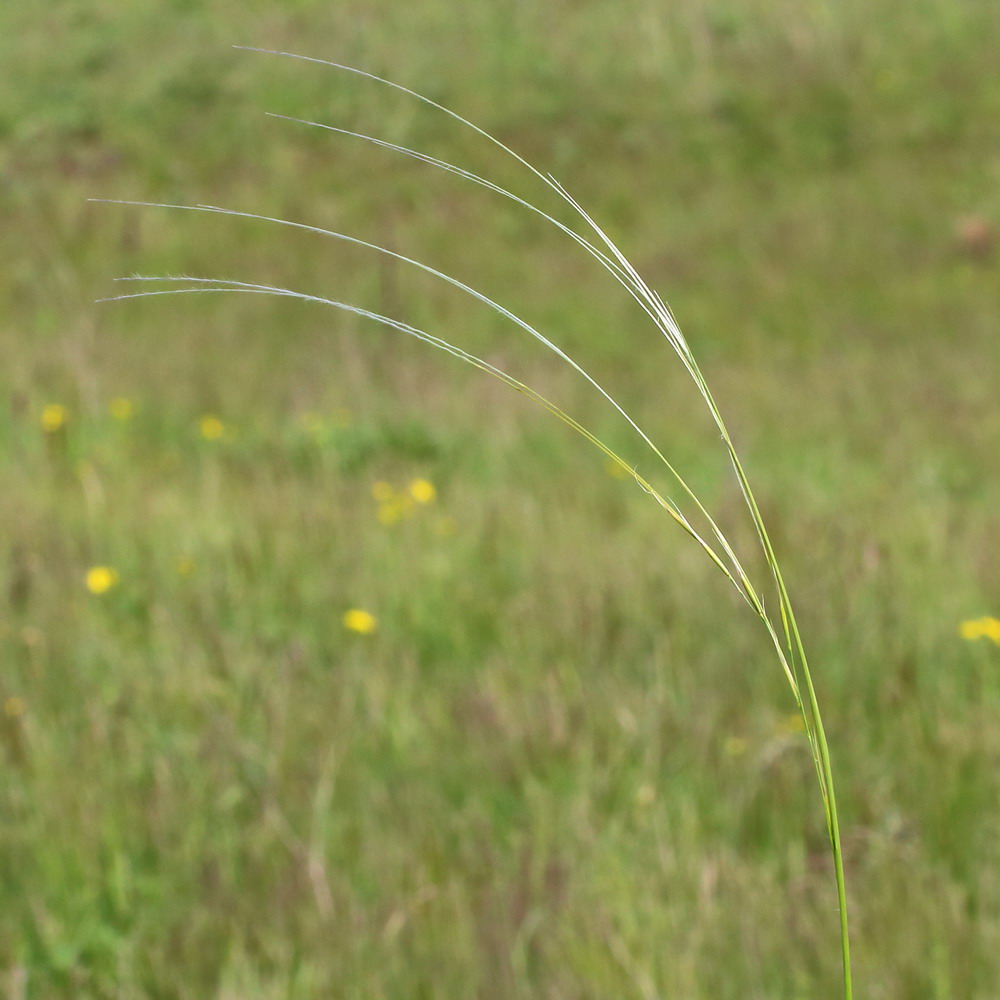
[
  {"x1": 796, "y1": 637, "x2": 853, "y2": 1000},
  {"x1": 725, "y1": 442, "x2": 853, "y2": 1000}
]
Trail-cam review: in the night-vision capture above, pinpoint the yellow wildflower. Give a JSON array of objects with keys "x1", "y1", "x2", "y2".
[
  {"x1": 41, "y1": 404, "x2": 68, "y2": 433},
  {"x1": 408, "y1": 478, "x2": 437, "y2": 504},
  {"x1": 959, "y1": 619, "x2": 981, "y2": 640},
  {"x1": 343, "y1": 608, "x2": 377, "y2": 635},
  {"x1": 378, "y1": 500, "x2": 411, "y2": 526},
  {"x1": 199, "y1": 415, "x2": 225, "y2": 441},
  {"x1": 960, "y1": 616, "x2": 1000, "y2": 645},
  {"x1": 3, "y1": 696, "x2": 25, "y2": 719},
  {"x1": 109, "y1": 397, "x2": 134, "y2": 421},
  {"x1": 86, "y1": 566, "x2": 119, "y2": 595}
]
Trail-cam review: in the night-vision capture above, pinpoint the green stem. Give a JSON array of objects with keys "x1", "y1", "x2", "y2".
[
  {"x1": 710, "y1": 408, "x2": 852, "y2": 999},
  {"x1": 797, "y1": 637, "x2": 853, "y2": 1000}
]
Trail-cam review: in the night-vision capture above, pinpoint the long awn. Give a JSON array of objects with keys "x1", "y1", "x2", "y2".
[{"x1": 97, "y1": 47, "x2": 853, "y2": 998}]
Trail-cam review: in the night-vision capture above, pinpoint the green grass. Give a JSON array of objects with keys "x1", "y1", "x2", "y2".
[{"x1": 3, "y1": 1, "x2": 1000, "y2": 997}]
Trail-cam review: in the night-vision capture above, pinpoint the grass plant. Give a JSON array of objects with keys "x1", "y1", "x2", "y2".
[
  {"x1": 103, "y1": 49, "x2": 854, "y2": 997},
  {"x1": 6, "y1": 4, "x2": 1000, "y2": 996}
]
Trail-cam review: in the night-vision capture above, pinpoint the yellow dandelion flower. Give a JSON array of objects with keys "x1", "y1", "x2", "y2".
[
  {"x1": 199, "y1": 415, "x2": 225, "y2": 441},
  {"x1": 378, "y1": 497, "x2": 413, "y2": 526},
  {"x1": 41, "y1": 404, "x2": 68, "y2": 433},
  {"x1": 343, "y1": 608, "x2": 377, "y2": 635},
  {"x1": 377, "y1": 503, "x2": 400, "y2": 526},
  {"x1": 86, "y1": 566, "x2": 119, "y2": 595},
  {"x1": 959, "y1": 619, "x2": 982, "y2": 640},
  {"x1": 3, "y1": 696, "x2": 26, "y2": 719},
  {"x1": 959, "y1": 617, "x2": 1000, "y2": 644},
  {"x1": 408, "y1": 478, "x2": 437, "y2": 504},
  {"x1": 109, "y1": 397, "x2": 134, "y2": 421}
]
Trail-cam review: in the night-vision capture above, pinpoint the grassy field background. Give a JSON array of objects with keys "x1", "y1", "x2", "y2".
[{"x1": 3, "y1": 1, "x2": 1000, "y2": 997}]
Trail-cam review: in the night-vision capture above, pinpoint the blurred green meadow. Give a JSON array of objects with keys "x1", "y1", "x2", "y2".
[{"x1": 3, "y1": 1, "x2": 1000, "y2": 997}]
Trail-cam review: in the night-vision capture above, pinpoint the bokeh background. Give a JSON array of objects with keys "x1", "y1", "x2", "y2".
[{"x1": 3, "y1": 2, "x2": 1000, "y2": 997}]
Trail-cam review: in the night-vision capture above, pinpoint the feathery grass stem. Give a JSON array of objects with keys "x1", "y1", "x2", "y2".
[{"x1": 99, "y1": 50, "x2": 852, "y2": 998}]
